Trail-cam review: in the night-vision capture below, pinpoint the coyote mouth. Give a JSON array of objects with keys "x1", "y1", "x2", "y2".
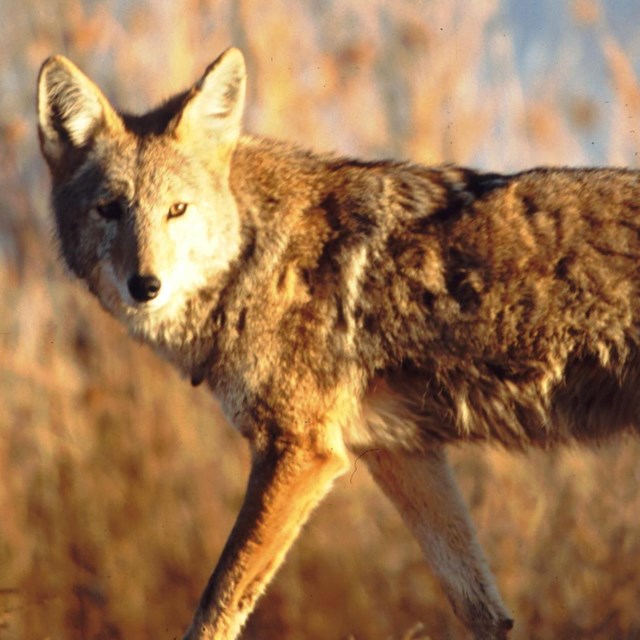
[{"x1": 122, "y1": 292, "x2": 172, "y2": 313}]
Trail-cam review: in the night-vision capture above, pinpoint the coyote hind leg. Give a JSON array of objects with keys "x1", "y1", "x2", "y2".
[{"x1": 365, "y1": 448, "x2": 513, "y2": 640}]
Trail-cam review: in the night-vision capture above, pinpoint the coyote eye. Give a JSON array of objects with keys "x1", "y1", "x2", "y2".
[
  {"x1": 168, "y1": 202, "x2": 188, "y2": 219},
  {"x1": 95, "y1": 200, "x2": 124, "y2": 221}
]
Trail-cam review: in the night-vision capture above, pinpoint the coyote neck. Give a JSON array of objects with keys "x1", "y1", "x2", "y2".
[{"x1": 230, "y1": 136, "x2": 331, "y2": 222}]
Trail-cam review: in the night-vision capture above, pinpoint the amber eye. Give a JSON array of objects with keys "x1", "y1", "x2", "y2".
[
  {"x1": 168, "y1": 202, "x2": 188, "y2": 219},
  {"x1": 96, "y1": 200, "x2": 124, "y2": 221}
]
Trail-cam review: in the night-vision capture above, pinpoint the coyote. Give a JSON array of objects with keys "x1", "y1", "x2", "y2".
[{"x1": 37, "y1": 47, "x2": 640, "y2": 640}]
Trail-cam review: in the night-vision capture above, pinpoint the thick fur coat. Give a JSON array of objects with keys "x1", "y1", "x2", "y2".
[{"x1": 37, "y1": 48, "x2": 640, "y2": 640}]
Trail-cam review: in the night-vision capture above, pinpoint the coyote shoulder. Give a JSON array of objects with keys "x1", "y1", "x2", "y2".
[{"x1": 37, "y1": 47, "x2": 640, "y2": 640}]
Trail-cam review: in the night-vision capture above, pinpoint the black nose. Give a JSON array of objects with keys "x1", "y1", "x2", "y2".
[{"x1": 127, "y1": 274, "x2": 161, "y2": 303}]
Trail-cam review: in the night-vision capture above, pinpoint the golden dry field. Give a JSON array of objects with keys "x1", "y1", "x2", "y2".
[{"x1": 2, "y1": 1, "x2": 640, "y2": 638}]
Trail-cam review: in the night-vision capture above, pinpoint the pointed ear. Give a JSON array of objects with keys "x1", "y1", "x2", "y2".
[
  {"x1": 172, "y1": 48, "x2": 246, "y2": 154},
  {"x1": 37, "y1": 55, "x2": 122, "y2": 168}
]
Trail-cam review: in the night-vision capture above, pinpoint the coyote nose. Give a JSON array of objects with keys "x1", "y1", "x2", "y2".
[{"x1": 127, "y1": 274, "x2": 161, "y2": 303}]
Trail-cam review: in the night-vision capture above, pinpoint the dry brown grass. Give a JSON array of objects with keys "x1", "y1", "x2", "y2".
[{"x1": 3, "y1": 1, "x2": 640, "y2": 638}]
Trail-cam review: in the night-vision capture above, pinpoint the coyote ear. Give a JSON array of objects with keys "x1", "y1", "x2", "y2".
[
  {"x1": 37, "y1": 56, "x2": 122, "y2": 167},
  {"x1": 173, "y1": 48, "x2": 246, "y2": 153}
]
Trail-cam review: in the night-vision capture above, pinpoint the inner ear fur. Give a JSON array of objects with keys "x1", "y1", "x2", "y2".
[
  {"x1": 37, "y1": 56, "x2": 123, "y2": 167},
  {"x1": 171, "y1": 47, "x2": 247, "y2": 158}
]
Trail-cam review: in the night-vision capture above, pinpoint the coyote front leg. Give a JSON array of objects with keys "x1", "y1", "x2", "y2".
[
  {"x1": 184, "y1": 432, "x2": 349, "y2": 640},
  {"x1": 365, "y1": 448, "x2": 513, "y2": 640}
]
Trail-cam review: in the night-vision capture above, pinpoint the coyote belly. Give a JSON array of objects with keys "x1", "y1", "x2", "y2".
[{"x1": 37, "y1": 47, "x2": 640, "y2": 640}]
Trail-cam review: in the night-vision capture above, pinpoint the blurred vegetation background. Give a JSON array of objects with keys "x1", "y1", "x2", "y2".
[{"x1": 2, "y1": 0, "x2": 640, "y2": 638}]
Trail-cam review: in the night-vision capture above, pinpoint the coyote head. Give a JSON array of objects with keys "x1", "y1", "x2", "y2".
[{"x1": 37, "y1": 49, "x2": 246, "y2": 334}]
